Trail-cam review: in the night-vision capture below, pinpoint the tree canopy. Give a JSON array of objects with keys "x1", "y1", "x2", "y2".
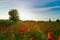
[{"x1": 8, "y1": 9, "x2": 20, "y2": 22}]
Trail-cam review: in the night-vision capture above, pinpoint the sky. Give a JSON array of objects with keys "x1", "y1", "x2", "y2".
[{"x1": 0, "y1": 0, "x2": 60, "y2": 21}]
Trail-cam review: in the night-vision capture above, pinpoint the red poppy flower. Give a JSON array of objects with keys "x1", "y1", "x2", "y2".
[
  {"x1": 2, "y1": 32, "x2": 6, "y2": 35},
  {"x1": 18, "y1": 28, "x2": 24, "y2": 35},
  {"x1": 19, "y1": 28, "x2": 24, "y2": 32},
  {"x1": 47, "y1": 32, "x2": 53, "y2": 40},
  {"x1": 58, "y1": 36, "x2": 60, "y2": 40},
  {"x1": 47, "y1": 38, "x2": 52, "y2": 40}
]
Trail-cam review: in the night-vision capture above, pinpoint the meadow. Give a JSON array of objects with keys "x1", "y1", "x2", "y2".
[{"x1": 0, "y1": 20, "x2": 60, "y2": 40}]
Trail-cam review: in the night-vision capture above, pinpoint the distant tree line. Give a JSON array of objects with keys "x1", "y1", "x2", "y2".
[{"x1": 49, "y1": 19, "x2": 60, "y2": 22}]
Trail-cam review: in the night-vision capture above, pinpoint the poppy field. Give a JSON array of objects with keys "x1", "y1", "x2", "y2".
[{"x1": 0, "y1": 20, "x2": 60, "y2": 40}]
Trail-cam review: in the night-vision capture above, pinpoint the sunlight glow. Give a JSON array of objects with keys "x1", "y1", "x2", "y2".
[{"x1": 18, "y1": 9, "x2": 33, "y2": 20}]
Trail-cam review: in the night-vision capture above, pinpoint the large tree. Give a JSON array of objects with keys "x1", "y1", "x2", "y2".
[{"x1": 8, "y1": 9, "x2": 20, "y2": 22}]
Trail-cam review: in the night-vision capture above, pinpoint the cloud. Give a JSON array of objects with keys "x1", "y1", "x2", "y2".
[
  {"x1": 43, "y1": 0, "x2": 60, "y2": 7},
  {"x1": 30, "y1": 0, "x2": 57, "y2": 8},
  {"x1": 0, "y1": 0, "x2": 2, "y2": 1},
  {"x1": 29, "y1": 6, "x2": 60, "y2": 13}
]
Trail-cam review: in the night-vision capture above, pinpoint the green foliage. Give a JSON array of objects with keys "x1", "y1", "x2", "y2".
[
  {"x1": 31, "y1": 31, "x2": 42, "y2": 40},
  {"x1": 0, "y1": 20, "x2": 14, "y2": 27},
  {"x1": 8, "y1": 9, "x2": 20, "y2": 22}
]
